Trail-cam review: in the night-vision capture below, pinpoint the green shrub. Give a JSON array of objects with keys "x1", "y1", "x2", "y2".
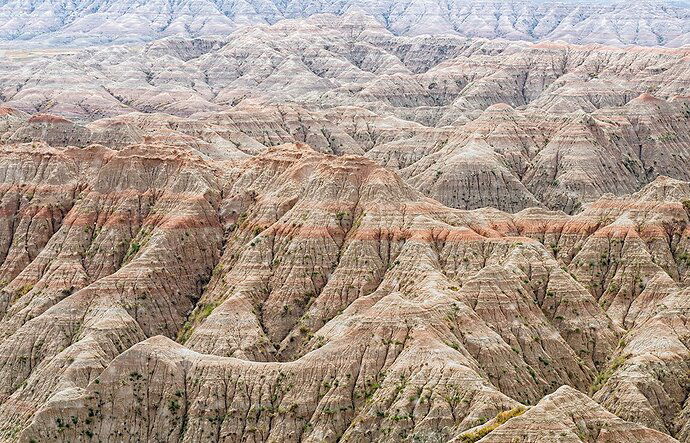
[
  {"x1": 590, "y1": 355, "x2": 627, "y2": 394},
  {"x1": 177, "y1": 302, "x2": 220, "y2": 343}
]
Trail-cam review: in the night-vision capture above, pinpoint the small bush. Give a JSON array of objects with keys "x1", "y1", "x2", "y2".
[{"x1": 17, "y1": 283, "x2": 34, "y2": 297}]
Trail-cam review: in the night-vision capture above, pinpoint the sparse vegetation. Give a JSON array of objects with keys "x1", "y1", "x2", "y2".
[
  {"x1": 123, "y1": 229, "x2": 152, "y2": 263},
  {"x1": 16, "y1": 283, "x2": 34, "y2": 297},
  {"x1": 458, "y1": 406, "x2": 526, "y2": 442},
  {"x1": 682, "y1": 200, "x2": 690, "y2": 213},
  {"x1": 168, "y1": 398, "x2": 181, "y2": 414},
  {"x1": 590, "y1": 355, "x2": 628, "y2": 394},
  {"x1": 177, "y1": 301, "x2": 220, "y2": 343}
]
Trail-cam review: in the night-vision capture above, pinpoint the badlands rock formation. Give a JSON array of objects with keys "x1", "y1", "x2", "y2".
[
  {"x1": 0, "y1": 141, "x2": 682, "y2": 441},
  {"x1": 3, "y1": 13, "x2": 690, "y2": 123},
  {"x1": 1, "y1": 0, "x2": 690, "y2": 47},
  {"x1": 0, "y1": 4, "x2": 688, "y2": 443},
  {"x1": 2, "y1": 14, "x2": 690, "y2": 213}
]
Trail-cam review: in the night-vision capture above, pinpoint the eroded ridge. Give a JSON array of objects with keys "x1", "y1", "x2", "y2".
[
  {"x1": 0, "y1": 142, "x2": 683, "y2": 442},
  {"x1": 2, "y1": 17, "x2": 690, "y2": 215}
]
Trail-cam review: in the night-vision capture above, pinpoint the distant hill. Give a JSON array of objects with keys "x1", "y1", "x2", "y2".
[{"x1": 1, "y1": 0, "x2": 689, "y2": 47}]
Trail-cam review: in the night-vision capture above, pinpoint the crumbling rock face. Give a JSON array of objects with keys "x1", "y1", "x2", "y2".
[
  {"x1": 3, "y1": 16, "x2": 690, "y2": 214},
  {"x1": 0, "y1": 142, "x2": 224, "y2": 440},
  {"x1": 3, "y1": 93, "x2": 690, "y2": 216},
  {"x1": 0, "y1": 143, "x2": 682, "y2": 442},
  {"x1": 478, "y1": 385, "x2": 678, "y2": 442},
  {"x1": 0, "y1": 6, "x2": 689, "y2": 441}
]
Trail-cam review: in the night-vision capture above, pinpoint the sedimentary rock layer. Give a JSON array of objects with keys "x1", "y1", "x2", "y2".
[
  {"x1": 1, "y1": 0, "x2": 690, "y2": 47},
  {"x1": 3, "y1": 15, "x2": 690, "y2": 215},
  {"x1": 0, "y1": 142, "x2": 684, "y2": 442}
]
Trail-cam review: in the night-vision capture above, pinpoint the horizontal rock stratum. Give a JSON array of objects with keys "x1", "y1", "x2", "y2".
[
  {"x1": 1, "y1": 0, "x2": 690, "y2": 47},
  {"x1": 0, "y1": 4, "x2": 689, "y2": 442},
  {"x1": 2, "y1": 15, "x2": 690, "y2": 217},
  {"x1": 0, "y1": 141, "x2": 684, "y2": 441}
]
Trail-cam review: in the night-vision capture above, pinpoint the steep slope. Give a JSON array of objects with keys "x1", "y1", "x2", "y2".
[
  {"x1": 3, "y1": 16, "x2": 690, "y2": 124},
  {"x1": 475, "y1": 385, "x2": 677, "y2": 442},
  {"x1": 2, "y1": 15, "x2": 690, "y2": 214},
  {"x1": 0, "y1": 142, "x2": 683, "y2": 441},
  {"x1": 0, "y1": 4, "x2": 689, "y2": 442}
]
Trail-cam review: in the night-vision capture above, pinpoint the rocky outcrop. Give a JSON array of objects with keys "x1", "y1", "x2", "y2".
[
  {"x1": 477, "y1": 385, "x2": 678, "y2": 442},
  {"x1": 3, "y1": 16, "x2": 690, "y2": 214},
  {"x1": 0, "y1": 142, "x2": 681, "y2": 441},
  {"x1": 0, "y1": 9, "x2": 688, "y2": 441}
]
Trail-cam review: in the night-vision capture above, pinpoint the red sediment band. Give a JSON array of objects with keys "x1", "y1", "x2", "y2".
[
  {"x1": 100, "y1": 120, "x2": 130, "y2": 126},
  {"x1": 0, "y1": 107, "x2": 18, "y2": 116},
  {"x1": 261, "y1": 220, "x2": 539, "y2": 246},
  {"x1": 61, "y1": 209, "x2": 220, "y2": 231},
  {"x1": 635, "y1": 93, "x2": 665, "y2": 103},
  {"x1": 0, "y1": 206, "x2": 64, "y2": 219},
  {"x1": 263, "y1": 210, "x2": 682, "y2": 243},
  {"x1": 512, "y1": 221, "x2": 568, "y2": 236},
  {"x1": 158, "y1": 214, "x2": 221, "y2": 230},
  {"x1": 28, "y1": 114, "x2": 71, "y2": 124},
  {"x1": 0, "y1": 183, "x2": 75, "y2": 193},
  {"x1": 587, "y1": 200, "x2": 682, "y2": 213}
]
